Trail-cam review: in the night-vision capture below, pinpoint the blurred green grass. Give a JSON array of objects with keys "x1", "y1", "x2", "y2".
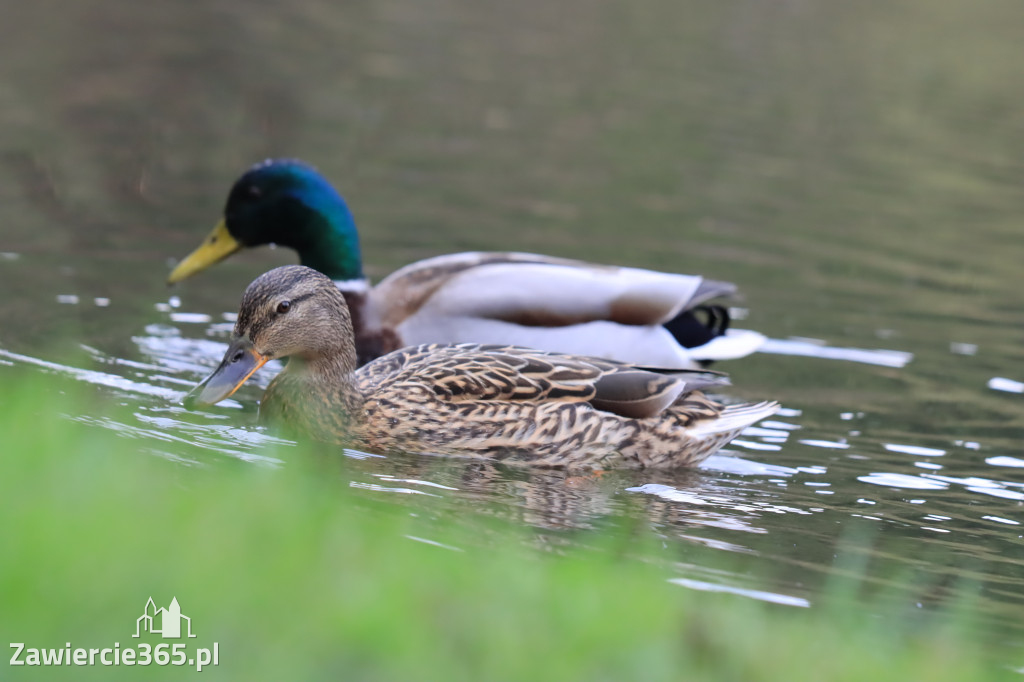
[{"x1": 0, "y1": 372, "x2": 1015, "y2": 681}]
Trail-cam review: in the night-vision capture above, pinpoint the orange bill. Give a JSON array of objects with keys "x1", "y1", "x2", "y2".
[{"x1": 183, "y1": 338, "x2": 269, "y2": 408}]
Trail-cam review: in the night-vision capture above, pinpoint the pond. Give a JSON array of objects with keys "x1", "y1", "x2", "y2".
[{"x1": 2, "y1": 0, "x2": 1023, "y2": 647}]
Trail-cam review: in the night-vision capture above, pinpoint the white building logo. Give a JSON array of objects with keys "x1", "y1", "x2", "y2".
[
  {"x1": 9, "y1": 596, "x2": 218, "y2": 671},
  {"x1": 133, "y1": 597, "x2": 196, "y2": 639}
]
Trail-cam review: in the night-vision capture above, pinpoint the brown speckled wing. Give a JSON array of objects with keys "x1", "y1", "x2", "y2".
[
  {"x1": 396, "y1": 345, "x2": 602, "y2": 404},
  {"x1": 356, "y1": 343, "x2": 728, "y2": 420}
]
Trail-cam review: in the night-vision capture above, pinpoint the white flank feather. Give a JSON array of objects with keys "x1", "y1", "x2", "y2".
[
  {"x1": 396, "y1": 316, "x2": 703, "y2": 368},
  {"x1": 394, "y1": 255, "x2": 708, "y2": 324},
  {"x1": 372, "y1": 251, "x2": 762, "y2": 368}
]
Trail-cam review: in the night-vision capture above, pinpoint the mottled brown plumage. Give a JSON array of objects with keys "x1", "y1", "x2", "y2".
[{"x1": 186, "y1": 266, "x2": 779, "y2": 468}]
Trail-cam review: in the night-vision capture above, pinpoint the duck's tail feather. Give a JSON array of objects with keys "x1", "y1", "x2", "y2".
[
  {"x1": 662, "y1": 305, "x2": 730, "y2": 349},
  {"x1": 690, "y1": 400, "x2": 780, "y2": 438}
]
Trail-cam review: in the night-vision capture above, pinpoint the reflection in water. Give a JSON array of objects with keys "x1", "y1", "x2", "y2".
[
  {"x1": 72, "y1": 413, "x2": 284, "y2": 466},
  {"x1": 404, "y1": 536, "x2": 465, "y2": 552},
  {"x1": 858, "y1": 472, "x2": 948, "y2": 490},
  {"x1": 698, "y1": 454, "x2": 797, "y2": 477},
  {"x1": 169, "y1": 312, "x2": 213, "y2": 324},
  {"x1": 759, "y1": 338, "x2": 914, "y2": 368},
  {"x1": 374, "y1": 475, "x2": 459, "y2": 491},
  {"x1": 883, "y1": 443, "x2": 945, "y2": 457},
  {"x1": 858, "y1": 469, "x2": 1024, "y2": 504},
  {"x1": 989, "y1": 377, "x2": 1024, "y2": 394},
  {"x1": 987, "y1": 456, "x2": 1024, "y2": 469},
  {"x1": 668, "y1": 577, "x2": 810, "y2": 608},
  {"x1": 350, "y1": 481, "x2": 443, "y2": 497},
  {"x1": 0, "y1": 347, "x2": 185, "y2": 401},
  {"x1": 796, "y1": 439, "x2": 850, "y2": 449}
]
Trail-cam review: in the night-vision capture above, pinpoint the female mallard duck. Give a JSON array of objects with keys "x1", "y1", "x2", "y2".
[
  {"x1": 185, "y1": 265, "x2": 778, "y2": 468},
  {"x1": 168, "y1": 159, "x2": 764, "y2": 368}
]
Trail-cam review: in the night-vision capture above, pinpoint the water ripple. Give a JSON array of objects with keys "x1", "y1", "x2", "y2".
[
  {"x1": 668, "y1": 577, "x2": 810, "y2": 608},
  {"x1": 857, "y1": 473, "x2": 948, "y2": 490},
  {"x1": 760, "y1": 338, "x2": 913, "y2": 368}
]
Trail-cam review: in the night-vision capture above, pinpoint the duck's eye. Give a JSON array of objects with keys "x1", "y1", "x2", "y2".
[
  {"x1": 247, "y1": 185, "x2": 263, "y2": 199},
  {"x1": 276, "y1": 300, "x2": 291, "y2": 314}
]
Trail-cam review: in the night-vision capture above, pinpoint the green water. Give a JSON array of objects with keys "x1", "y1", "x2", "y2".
[{"x1": 2, "y1": 0, "x2": 1023, "y2": 648}]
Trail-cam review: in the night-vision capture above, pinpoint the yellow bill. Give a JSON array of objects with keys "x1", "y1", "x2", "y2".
[{"x1": 167, "y1": 219, "x2": 243, "y2": 284}]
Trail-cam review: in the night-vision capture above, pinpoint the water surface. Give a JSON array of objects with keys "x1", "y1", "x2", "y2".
[{"x1": 2, "y1": 0, "x2": 1024, "y2": 649}]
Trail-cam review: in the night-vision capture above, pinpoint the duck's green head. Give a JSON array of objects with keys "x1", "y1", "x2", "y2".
[{"x1": 168, "y1": 160, "x2": 364, "y2": 284}]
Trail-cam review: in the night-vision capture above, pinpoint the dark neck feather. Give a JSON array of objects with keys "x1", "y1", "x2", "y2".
[{"x1": 340, "y1": 289, "x2": 401, "y2": 366}]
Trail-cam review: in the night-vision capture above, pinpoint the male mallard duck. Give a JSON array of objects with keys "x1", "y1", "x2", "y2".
[
  {"x1": 185, "y1": 265, "x2": 778, "y2": 468},
  {"x1": 168, "y1": 159, "x2": 764, "y2": 368}
]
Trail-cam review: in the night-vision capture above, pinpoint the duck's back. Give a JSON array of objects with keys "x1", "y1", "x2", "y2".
[
  {"x1": 353, "y1": 343, "x2": 777, "y2": 467},
  {"x1": 364, "y1": 252, "x2": 758, "y2": 369}
]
